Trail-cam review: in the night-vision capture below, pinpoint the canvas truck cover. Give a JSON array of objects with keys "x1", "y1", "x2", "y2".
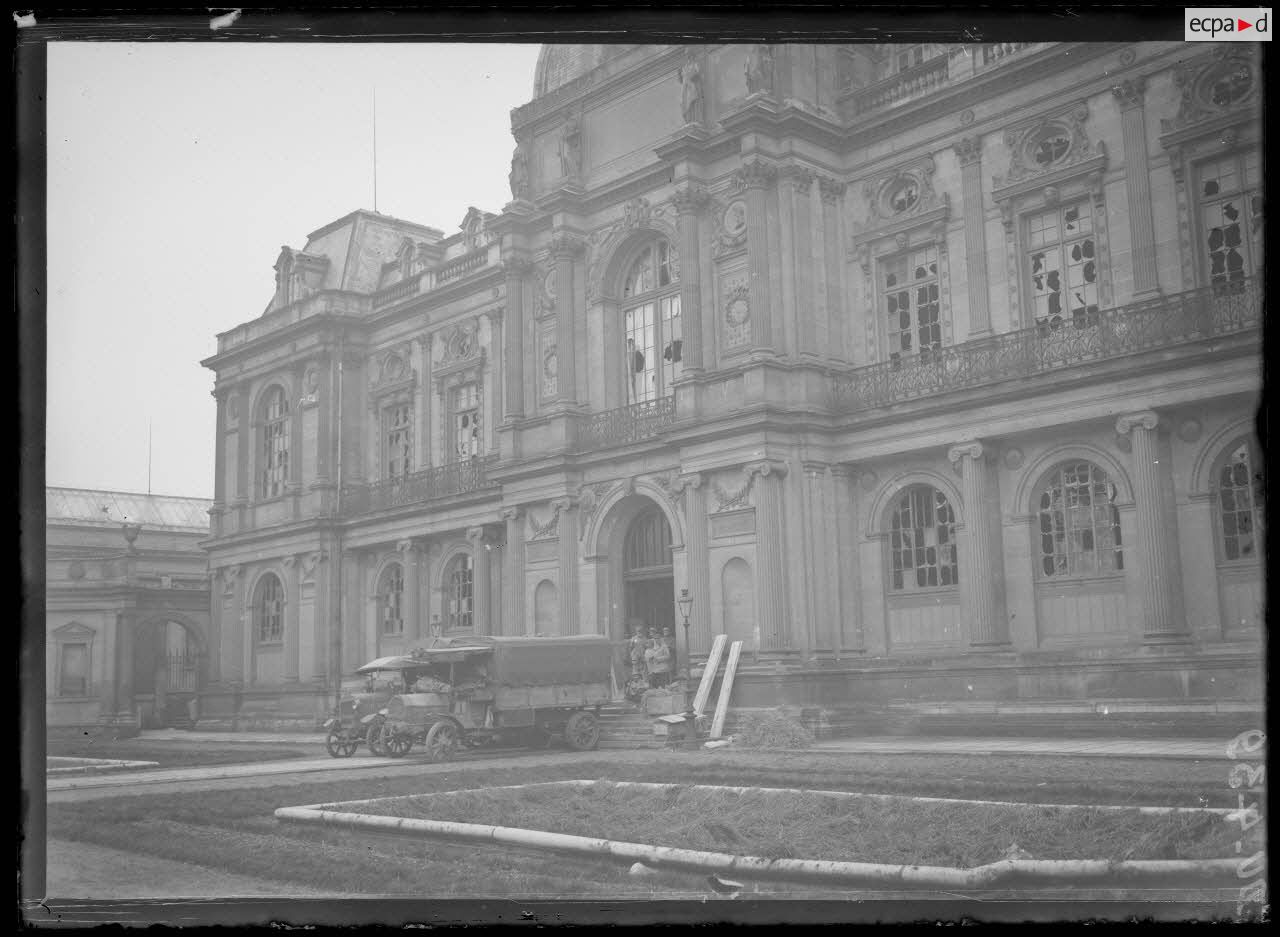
[{"x1": 453, "y1": 634, "x2": 614, "y2": 688}]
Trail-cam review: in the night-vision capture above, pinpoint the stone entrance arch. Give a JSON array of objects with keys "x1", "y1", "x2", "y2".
[
  {"x1": 132, "y1": 614, "x2": 207, "y2": 728},
  {"x1": 582, "y1": 487, "x2": 685, "y2": 693}
]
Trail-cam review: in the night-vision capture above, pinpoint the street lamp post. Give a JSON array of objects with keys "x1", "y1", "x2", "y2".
[{"x1": 676, "y1": 588, "x2": 696, "y2": 748}]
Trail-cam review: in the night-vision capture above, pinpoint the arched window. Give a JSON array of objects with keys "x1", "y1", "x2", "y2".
[
  {"x1": 624, "y1": 507, "x2": 673, "y2": 574},
  {"x1": 445, "y1": 553, "x2": 474, "y2": 631},
  {"x1": 622, "y1": 240, "x2": 682, "y2": 404},
  {"x1": 888, "y1": 486, "x2": 958, "y2": 591},
  {"x1": 260, "y1": 386, "x2": 290, "y2": 499},
  {"x1": 1216, "y1": 439, "x2": 1264, "y2": 562},
  {"x1": 1037, "y1": 462, "x2": 1123, "y2": 578},
  {"x1": 378, "y1": 564, "x2": 405, "y2": 636},
  {"x1": 255, "y1": 573, "x2": 284, "y2": 643}
]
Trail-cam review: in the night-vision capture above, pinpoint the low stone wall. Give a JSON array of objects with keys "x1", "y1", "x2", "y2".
[{"x1": 194, "y1": 684, "x2": 332, "y2": 733}]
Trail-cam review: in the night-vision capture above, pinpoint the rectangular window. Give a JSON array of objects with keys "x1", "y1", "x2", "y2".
[
  {"x1": 1199, "y1": 149, "x2": 1263, "y2": 291},
  {"x1": 660, "y1": 295, "x2": 683, "y2": 392},
  {"x1": 262, "y1": 420, "x2": 288, "y2": 498},
  {"x1": 453, "y1": 384, "x2": 481, "y2": 460},
  {"x1": 882, "y1": 247, "x2": 941, "y2": 364},
  {"x1": 625, "y1": 303, "x2": 658, "y2": 404},
  {"x1": 1027, "y1": 201, "x2": 1098, "y2": 330},
  {"x1": 59, "y1": 642, "x2": 89, "y2": 697},
  {"x1": 384, "y1": 403, "x2": 412, "y2": 480}
]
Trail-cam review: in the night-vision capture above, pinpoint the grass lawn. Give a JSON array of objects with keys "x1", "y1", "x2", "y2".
[
  {"x1": 46, "y1": 751, "x2": 1258, "y2": 899},
  {"x1": 333, "y1": 782, "x2": 1242, "y2": 866},
  {"x1": 46, "y1": 737, "x2": 318, "y2": 769}
]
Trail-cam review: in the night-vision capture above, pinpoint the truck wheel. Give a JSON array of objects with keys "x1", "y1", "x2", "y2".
[
  {"x1": 424, "y1": 721, "x2": 459, "y2": 763},
  {"x1": 325, "y1": 728, "x2": 357, "y2": 758},
  {"x1": 366, "y1": 716, "x2": 387, "y2": 756},
  {"x1": 564, "y1": 711, "x2": 600, "y2": 751},
  {"x1": 381, "y1": 723, "x2": 413, "y2": 757}
]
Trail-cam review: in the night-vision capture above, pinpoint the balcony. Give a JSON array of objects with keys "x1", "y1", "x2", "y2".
[
  {"x1": 573, "y1": 397, "x2": 677, "y2": 453},
  {"x1": 843, "y1": 43, "x2": 1052, "y2": 120},
  {"x1": 215, "y1": 291, "x2": 369, "y2": 354},
  {"x1": 340, "y1": 455, "x2": 500, "y2": 515},
  {"x1": 372, "y1": 243, "x2": 501, "y2": 311},
  {"x1": 830, "y1": 279, "x2": 1261, "y2": 414}
]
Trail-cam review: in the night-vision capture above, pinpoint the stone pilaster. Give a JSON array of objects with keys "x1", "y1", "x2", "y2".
[
  {"x1": 1112, "y1": 77, "x2": 1160, "y2": 297},
  {"x1": 954, "y1": 136, "x2": 992, "y2": 337},
  {"x1": 830, "y1": 465, "x2": 862, "y2": 654},
  {"x1": 785, "y1": 168, "x2": 819, "y2": 358},
  {"x1": 415, "y1": 334, "x2": 432, "y2": 470},
  {"x1": 502, "y1": 507, "x2": 526, "y2": 636},
  {"x1": 819, "y1": 177, "x2": 848, "y2": 363},
  {"x1": 739, "y1": 158, "x2": 779, "y2": 353},
  {"x1": 396, "y1": 539, "x2": 420, "y2": 642},
  {"x1": 304, "y1": 551, "x2": 328, "y2": 681},
  {"x1": 502, "y1": 255, "x2": 531, "y2": 420},
  {"x1": 550, "y1": 232, "x2": 584, "y2": 407},
  {"x1": 467, "y1": 527, "x2": 492, "y2": 635},
  {"x1": 801, "y1": 462, "x2": 835, "y2": 655},
  {"x1": 552, "y1": 498, "x2": 580, "y2": 635},
  {"x1": 212, "y1": 392, "x2": 228, "y2": 507},
  {"x1": 282, "y1": 554, "x2": 301, "y2": 681},
  {"x1": 671, "y1": 185, "x2": 708, "y2": 374},
  {"x1": 678, "y1": 473, "x2": 710, "y2": 655},
  {"x1": 746, "y1": 460, "x2": 790, "y2": 651},
  {"x1": 314, "y1": 355, "x2": 332, "y2": 486},
  {"x1": 1116, "y1": 411, "x2": 1187, "y2": 643},
  {"x1": 948, "y1": 441, "x2": 1008, "y2": 648},
  {"x1": 234, "y1": 384, "x2": 251, "y2": 514}
]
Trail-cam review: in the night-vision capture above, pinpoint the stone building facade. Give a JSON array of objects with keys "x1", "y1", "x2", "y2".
[
  {"x1": 45, "y1": 488, "x2": 213, "y2": 735},
  {"x1": 201, "y1": 43, "x2": 1263, "y2": 732}
]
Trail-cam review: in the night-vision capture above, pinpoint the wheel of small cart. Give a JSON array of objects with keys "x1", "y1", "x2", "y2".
[
  {"x1": 563, "y1": 711, "x2": 600, "y2": 751},
  {"x1": 424, "y1": 721, "x2": 459, "y2": 763},
  {"x1": 325, "y1": 728, "x2": 357, "y2": 758},
  {"x1": 380, "y1": 723, "x2": 413, "y2": 758},
  {"x1": 366, "y1": 715, "x2": 387, "y2": 756}
]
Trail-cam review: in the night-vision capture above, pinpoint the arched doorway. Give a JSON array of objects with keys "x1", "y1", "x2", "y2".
[
  {"x1": 623, "y1": 506, "x2": 676, "y2": 641},
  {"x1": 133, "y1": 618, "x2": 205, "y2": 728}
]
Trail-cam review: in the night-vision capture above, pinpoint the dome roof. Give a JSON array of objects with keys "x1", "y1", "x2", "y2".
[{"x1": 533, "y1": 45, "x2": 612, "y2": 98}]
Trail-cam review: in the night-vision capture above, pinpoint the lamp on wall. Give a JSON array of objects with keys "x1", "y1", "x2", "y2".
[{"x1": 676, "y1": 587, "x2": 696, "y2": 748}]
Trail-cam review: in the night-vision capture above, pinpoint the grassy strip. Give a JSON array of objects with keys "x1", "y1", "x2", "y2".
[
  {"x1": 46, "y1": 739, "x2": 318, "y2": 768},
  {"x1": 48, "y1": 751, "x2": 1253, "y2": 899},
  {"x1": 330, "y1": 784, "x2": 1245, "y2": 866}
]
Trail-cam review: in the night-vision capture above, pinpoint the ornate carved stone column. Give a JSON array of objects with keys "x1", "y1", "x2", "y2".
[
  {"x1": 466, "y1": 527, "x2": 492, "y2": 634},
  {"x1": 502, "y1": 507, "x2": 526, "y2": 636},
  {"x1": 677, "y1": 473, "x2": 710, "y2": 655},
  {"x1": 111, "y1": 610, "x2": 137, "y2": 716},
  {"x1": 819, "y1": 177, "x2": 848, "y2": 362},
  {"x1": 784, "y1": 167, "x2": 818, "y2": 358},
  {"x1": 739, "y1": 158, "x2": 779, "y2": 353},
  {"x1": 954, "y1": 136, "x2": 992, "y2": 337},
  {"x1": 948, "y1": 441, "x2": 1008, "y2": 648},
  {"x1": 746, "y1": 460, "x2": 790, "y2": 652},
  {"x1": 830, "y1": 465, "x2": 862, "y2": 654},
  {"x1": 502, "y1": 255, "x2": 531, "y2": 420},
  {"x1": 304, "y1": 551, "x2": 328, "y2": 680},
  {"x1": 671, "y1": 185, "x2": 708, "y2": 373},
  {"x1": 234, "y1": 384, "x2": 251, "y2": 513},
  {"x1": 314, "y1": 354, "x2": 333, "y2": 488},
  {"x1": 552, "y1": 498, "x2": 580, "y2": 634},
  {"x1": 282, "y1": 554, "x2": 301, "y2": 681},
  {"x1": 1112, "y1": 77, "x2": 1160, "y2": 297},
  {"x1": 550, "y1": 232, "x2": 584, "y2": 407},
  {"x1": 212, "y1": 391, "x2": 228, "y2": 508},
  {"x1": 396, "y1": 539, "x2": 420, "y2": 642},
  {"x1": 1116, "y1": 411, "x2": 1187, "y2": 642}
]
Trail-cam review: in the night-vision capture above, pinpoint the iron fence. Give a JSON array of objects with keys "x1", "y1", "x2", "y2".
[
  {"x1": 573, "y1": 396, "x2": 677, "y2": 453},
  {"x1": 830, "y1": 279, "x2": 1261, "y2": 413},
  {"x1": 342, "y1": 455, "x2": 500, "y2": 515}
]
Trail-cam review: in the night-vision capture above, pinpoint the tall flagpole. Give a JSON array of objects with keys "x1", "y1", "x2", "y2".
[
  {"x1": 147, "y1": 419, "x2": 152, "y2": 494},
  {"x1": 372, "y1": 87, "x2": 378, "y2": 213}
]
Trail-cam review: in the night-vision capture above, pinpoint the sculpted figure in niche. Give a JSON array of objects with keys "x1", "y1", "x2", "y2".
[
  {"x1": 509, "y1": 143, "x2": 530, "y2": 201},
  {"x1": 559, "y1": 116, "x2": 582, "y2": 179},
  {"x1": 678, "y1": 56, "x2": 704, "y2": 125},
  {"x1": 745, "y1": 45, "x2": 775, "y2": 95}
]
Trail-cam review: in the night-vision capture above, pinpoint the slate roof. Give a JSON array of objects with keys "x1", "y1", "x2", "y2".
[{"x1": 46, "y1": 487, "x2": 213, "y2": 532}]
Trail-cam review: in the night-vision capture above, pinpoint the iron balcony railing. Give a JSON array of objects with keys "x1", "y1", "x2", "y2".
[
  {"x1": 830, "y1": 279, "x2": 1261, "y2": 414},
  {"x1": 341, "y1": 455, "x2": 500, "y2": 515},
  {"x1": 574, "y1": 396, "x2": 677, "y2": 453},
  {"x1": 437, "y1": 246, "x2": 492, "y2": 284}
]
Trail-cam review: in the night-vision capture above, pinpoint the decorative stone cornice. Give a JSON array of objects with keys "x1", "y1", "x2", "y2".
[
  {"x1": 1116, "y1": 411, "x2": 1160, "y2": 436},
  {"x1": 1111, "y1": 76, "x2": 1146, "y2": 111},
  {"x1": 954, "y1": 135, "x2": 983, "y2": 168}
]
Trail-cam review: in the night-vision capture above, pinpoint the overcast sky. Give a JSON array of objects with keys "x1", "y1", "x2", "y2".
[{"x1": 46, "y1": 41, "x2": 543, "y2": 498}]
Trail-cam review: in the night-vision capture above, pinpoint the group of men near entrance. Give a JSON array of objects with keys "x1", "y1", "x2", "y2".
[{"x1": 624, "y1": 622, "x2": 675, "y2": 704}]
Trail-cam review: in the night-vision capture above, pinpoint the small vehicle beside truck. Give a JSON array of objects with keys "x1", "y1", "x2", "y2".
[{"x1": 322, "y1": 655, "x2": 430, "y2": 758}]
